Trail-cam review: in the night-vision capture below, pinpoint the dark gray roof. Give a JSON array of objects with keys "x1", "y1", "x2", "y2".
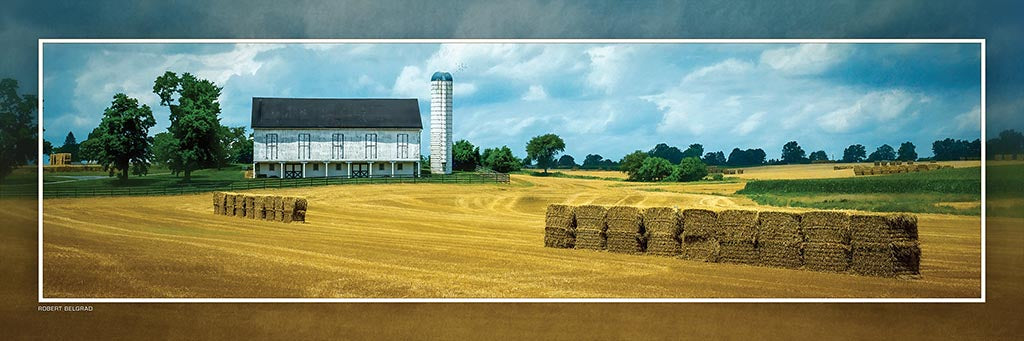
[
  {"x1": 431, "y1": 71, "x2": 452, "y2": 81},
  {"x1": 251, "y1": 97, "x2": 422, "y2": 129}
]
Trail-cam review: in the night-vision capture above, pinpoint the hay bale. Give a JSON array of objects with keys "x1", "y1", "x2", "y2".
[
  {"x1": 643, "y1": 207, "x2": 680, "y2": 256},
  {"x1": 213, "y1": 192, "x2": 225, "y2": 215},
  {"x1": 681, "y1": 209, "x2": 719, "y2": 262},
  {"x1": 851, "y1": 214, "x2": 918, "y2": 244},
  {"x1": 236, "y1": 194, "x2": 248, "y2": 218},
  {"x1": 269, "y1": 196, "x2": 281, "y2": 221},
  {"x1": 574, "y1": 205, "x2": 607, "y2": 250},
  {"x1": 246, "y1": 195, "x2": 256, "y2": 219},
  {"x1": 800, "y1": 211, "x2": 850, "y2": 244},
  {"x1": 717, "y1": 209, "x2": 758, "y2": 243},
  {"x1": 293, "y1": 197, "x2": 307, "y2": 223},
  {"x1": 282, "y1": 197, "x2": 297, "y2": 223},
  {"x1": 757, "y1": 211, "x2": 803, "y2": 268},
  {"x1": 803, "y1": 242, "x2": 850, "y2": 272},
  {"x1": 605, "y1": 206, "x2": 644, "y2": 254},
  {"x1": 719, "y1": 241, "x2": 758, "y2": 265},
  {"x1": 851, "y1": 241, "x2": 921, "y2": 277},
  {"x1": 224, "y1": 193, "x2": 236, "y2": 216},
  {"x1": 252, "y1": 195, "x2": 267, "y2": 220},
  {"x1": 544, "y1": 204, "x2": 576, "y2": 248}
]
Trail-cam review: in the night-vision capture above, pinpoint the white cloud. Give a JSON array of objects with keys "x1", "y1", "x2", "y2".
[
  {"x1": 760, "y1": 44, "x2": 850, "y2": 75},
  {"x1": 390, "y1": 65, "x2": 424, "y2": 98},
  {"x1": 521, "y1": 85, "x2": 548, "y2": 101},
  {"x1": 733, "y1": 112, "x2": 766, "y2": 136},
  {"x1": 954, "y1": 105, "x2": 981, "y2": 131},
  {"x1": 455, "y1": 82, "x2": 477, "y2": 97},
  {"x1": 585, "y1": 45, "x2": 633, "y2": 93},
  {"x1": 816, "y1": 89, "x2": 916, "y2": 133},
  {"x1": 683, "y1": 59, "x2": 754, "y2": 82}
]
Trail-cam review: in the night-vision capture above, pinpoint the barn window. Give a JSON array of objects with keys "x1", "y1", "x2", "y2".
[
  {"x1": 335, "y1": 164, "x2": 342, "y2": 171},
  {"x1": 397, "y1": 133, "x2": 409, "y2": 159},
  {"x1": 313, "y1": 163, "x2": 319, "y2": 171},
  {"x1": 365, "y1": 133, "x2": 378, "y2": 159},
  {"x1": 265, "y1": 134, "x2": 279, "y2": 159},
  {"x1": 378, "y1": 163, "x2": 385, "y2": 171},
  {"x1": 332, "y1": 133, "x2": 344, "y2": 159},
  {"x1": 397, "y1": 163, "x2": 404, "y2": 170},
  {"x1": 269, "y1": 163, "x2": 276, "y2": 171},
  {"x1": 297, "y1": 133, "x2": 311, "y2": 159},
  {"x1": 255, "y1": 164, "x2": 261, "y2": 171}
]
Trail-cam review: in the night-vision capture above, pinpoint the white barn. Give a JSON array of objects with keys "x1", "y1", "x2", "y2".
[{"x1": 251, "y1": 97, "x2": 423, "y2": 178}]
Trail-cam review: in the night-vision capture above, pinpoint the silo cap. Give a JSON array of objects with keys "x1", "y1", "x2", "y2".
[{"x1": 431, "y1": 71, "x2": 453, "y2": 81}]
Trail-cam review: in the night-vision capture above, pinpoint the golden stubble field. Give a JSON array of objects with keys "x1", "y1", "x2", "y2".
[{"x1": 38, "y1": 170, "x2": 982, "y2": 298}]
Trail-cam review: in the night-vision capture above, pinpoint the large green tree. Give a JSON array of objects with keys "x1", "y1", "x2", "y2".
[
  {"x1": 153, "y1": 71, "x2": 225, "y2": 181},
  {"x1": 56, "y1": 131, "x2": 80, "y2": 162},
  {"x1": 897, "y1": 141, "x2": 918, "y2": 161},
  {"x1": 842, "y1": 144, "x2": 867, "y2": 163},
  {"x1": 674, "y1": 156, "x2": 708, "y2": 182},
  {"x1": 525, "y1": 133, "x2": 565, "y2": 173},
  {"x1": 452, "y1": 139, "x2": 481, "y2": 171},
  {"x1": 781, "y1": 141, "x2": 807, "y2": 164},
  {"x1": 219, "y1": 126, "x2": 253, "y2": 165},
  {"x1": 868, "y1": 144, "x2": 896, "y2": 162},
  {"x1": 481, "y1": 145, "x2": 521, "y2": 173},
  {"x1": 82, "y1": 93, "x2": 156, "y2": 179},
  {"x1": 557, "y1": 154, "x2": 577, "y2": 168},
  {"x1": 0, "y1": 78, "x2": 38, "y2": 180},
  {"x1": 809, "y1": 150, "x2": 828, "y2": 161},
  {"x1": 681, "y1": 143, "x2": 704, "y2": 160},
  {"x1": 618, "y1": 150, "x2": 649, "y2": 178},
  {"x1": 648, "y1": 143, "x2": 684, "y2": 164},
  {"x1": 633, "y1": 157, "x2": 673, "y2": 182}
]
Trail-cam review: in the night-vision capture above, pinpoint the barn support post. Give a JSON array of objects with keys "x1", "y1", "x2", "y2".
[
  {"x1": 279, "y1": 162, "x2": 284, "y2": 178},
  {"x1": 346, "y1": 162, "x2": 351, "y2": 178},
  {"x1": 390, "y1": 161, "x2": 395, "y2": 177},
  {"x1": 301, "y1": 162, "x2": 307, "y2": 178},
  {"x1": 369, "y1": 162, "x2": 374, "y2": 178},
  {"x1": 324, "y1": 162, "x2": 329, "y2": 178},
  {"x1": 415, "y1": 161, "x2": 420, "y2": 177}
]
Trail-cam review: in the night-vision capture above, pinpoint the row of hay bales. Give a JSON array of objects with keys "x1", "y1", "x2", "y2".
[
  {"x1": 873, "y1": 161, "x2": 914, "y2": 166},
  {"x1": 544, "y1": 204, "x2": 921, "y2": 278},
  {"x1": 721, "y1": 169, "x2": 745, "y2": 175},
  {"x1": 853, "y1": 164, "x2": 950, "y2": 175},
  {"x1": 42, "y1": 164, "x2": 107, "y2": 173},
  {"x1": 212, "y1": 192, "x2": 307, "y2": 223}
]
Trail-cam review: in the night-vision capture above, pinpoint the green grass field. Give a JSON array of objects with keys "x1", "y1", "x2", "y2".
[{"x1": 738, "y1": 166, "x2": 992, "y2": 215}]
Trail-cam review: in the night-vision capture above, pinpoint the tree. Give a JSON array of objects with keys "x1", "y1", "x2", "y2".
[
  {"x1": 727, "y1": 148, "x2": 766, "y2": 166},
  {"x1": 557, "y1": 154, "x2": 577, "y2": 168},
  {"x1": 681, "y1": 143, "x2": 704, "y2": 159},
  {"x1": 452, "y1": 139, "x2": 480, "y2": 171},
  {"x1": 521, "y1": 156, "x2": 533, "y2": 168},
  {"x1": 0, "y1": 78, "x2": 37, "y2": 180},
  {"x1": 482, "y1": 145, "x2": 521, "y2": 173},
  {"x1": 842, "y1": 144, "x2": 867, "y2": 163},
  {"x1": 868, "y1": 144, "x2": 896, "y2": 162},
  {"x1": 43, "y1": 140, "x2": 53, "y2": 155},
  {"x1": 151, "y1": 132, "x2": 183, "y2": 174},
  {"x1": 618, "y1": 150, "x2": 649, "y2": 178},
  {"x1": 701, "y1": 151, "x2": 725, "y2": 166},
  {"x1": 633, "y1": 157, "x2": 673, "y2": 182},
  {"x1": 55, "y1": 131, "x2": 81, "y2": 162},
  {"x1": 648, "y1": 143, "x2": 684, "y2": 164},
  {"x1": 152, "y1": 71, "x2": 225, "y2": 181},
  {"x1": 781, "y1": 141, "x2": 807, "y2": 164},
  {"x1": 84, "y1": 93, "x2": 156, "y2": 179},
  {"x1": 897, "y1": 142, "x2": 918, "y2": 161},
  {"x1": 581, "y1": 154, "x2": 604, "y2": 169},
  {"x1": 674, "y1": 156, "x2": 708, "y2": 182},
  {"x1": 809, "y1": 150, "x2": 828, "y2": 161},
  {"x1": 218, "y1": 126, "x2": 252, "y2": 165},
  {"x1": 987, "y1": 129, "x2": 1024, "y2": 158},
  {"x1": 525, "y1": 133, "x2": 565, "y2": 173},
  {"x1": 932, "y1": 138, "x2": 974, "y2": 161}
]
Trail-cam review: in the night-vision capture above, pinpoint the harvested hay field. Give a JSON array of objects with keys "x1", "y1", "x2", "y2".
[
  {"x1": 41, "y1": 173, "x2": 980, "y2": 298},
  {"x1": 730, "y1": 160, "x2": 979, "y2": 180}
]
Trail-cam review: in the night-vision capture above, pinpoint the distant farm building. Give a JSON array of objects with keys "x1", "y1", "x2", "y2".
[
  {"x1": 50, "y1": 153, "x2": 72, "y2": 165},
  {"x1": 251, "y1": 71, "x2": 454, "y2": 179}
]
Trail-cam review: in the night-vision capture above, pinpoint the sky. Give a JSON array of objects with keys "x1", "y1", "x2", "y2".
[{"x1": 41, "y1": 42, "x2": 980, "y2": 161}]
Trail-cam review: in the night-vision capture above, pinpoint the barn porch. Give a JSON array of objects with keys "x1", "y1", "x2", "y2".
[{"x1": 253, "y1": 161, "x2": 420, "y2": 179}]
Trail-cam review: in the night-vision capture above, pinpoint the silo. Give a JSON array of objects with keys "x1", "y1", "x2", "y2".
[{"x1": 430, "y1": 71, "x2": 453, "y2": 174}]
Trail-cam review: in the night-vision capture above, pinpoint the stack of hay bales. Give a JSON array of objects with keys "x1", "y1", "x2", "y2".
[
  {"x1": 716, "y1": 210, "x2": 759, "y2": 265},
  {"x1": 853, "y1": 166, "x2": 864, "y2": 176},
  {"x1": 574, "y1": 205, "x2": 608, "y2": 250},
  {"x1": 757, "y1": 211, "x2": 803, "y2": 268},
  {"x1": 736, "y1": 169, "x2": 744, "y2": 174},
  {"x1": 681, "y1": 209, "x2": 719, "y2": 262},
  {"x1": 800, "y1": 211, "x2": 851, "y2": 272},
  {"x1": 605, "y1": 206, "x2": 645, "y2": 254},
  {"x1": 544, "y1": 204, "x2": 576, "y2": 248},
  {"x1": 850, "y1": 214, "x2": 920, "y2": 277},
  {"x1": 211, "y1": 192, "x2": 306, "y2": 223},
  {"x1": 643, "y1": 207, "x2": 681, "y2": 256}
]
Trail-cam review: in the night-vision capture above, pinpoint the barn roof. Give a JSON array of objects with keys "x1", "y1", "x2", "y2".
[{"x1": 251, "y1": 97, "x2": 422, "y2": 129}]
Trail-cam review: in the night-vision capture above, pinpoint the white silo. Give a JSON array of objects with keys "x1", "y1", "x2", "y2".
[{"x1": 430, "y1": 71, "x2": 453, "y2": 174}]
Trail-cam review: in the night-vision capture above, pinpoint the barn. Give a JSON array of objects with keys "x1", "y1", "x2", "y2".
[{"x1": 251, "y1": 97, "x2": 423, "y2": 179}]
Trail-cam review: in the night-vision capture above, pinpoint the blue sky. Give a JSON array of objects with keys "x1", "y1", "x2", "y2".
[{"x1": 42, "y1": 42, "x2": 980, "y2": 161}]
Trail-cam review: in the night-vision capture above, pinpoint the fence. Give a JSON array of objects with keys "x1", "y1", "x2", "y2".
[{"x1": 2, "y1": 173, "x2": 510, "y2": 199}]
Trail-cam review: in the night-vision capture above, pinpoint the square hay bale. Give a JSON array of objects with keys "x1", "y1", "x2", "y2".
[
  {"x1": 268, "y1": 196, "x2": 281, "y2": 222},
  {"x1": 544, "y1": 204, "x2": 576, "y2": 249},
  {"x1": 800, "y1": 211, "x2": 850, "y2": 244},
  {"x1": 282, "y1": 196, "x2": 297, "y2": 223},
  {"x1": 252, "y1": 195, "x2": 267, "y2": 220},
  {"x1": 718, "y1": 241, "x2": 758, "y2": 265},
  {"x1": 245, "y1": 195, "x2": 256, "y2": 219},
  {"x1": 851, "y1": 241, "x2": 921, "y2": 277},
  {"x1": 293, "y1": 197, "x2": 307, "y2": 223},
  {"x1": 717, "y1": 209, "x2": 758, "y2": 243},
  {"x1": 236, "y1": 194, "x2": 248, "y2": 218},
  {"x1": 605, "y1": 206, "x2": 644, "y2": 254},
  {"x1": 681, "y1": 209, "x2": 719, "y2": 262},
  {"x1": 758, "y1": 242, "x2": 803, "y2": 269},
  {"x1": 851, "y1": 214, "x2": 918, "y2": 244},
  {"x1": 803, "y1": 242, "x2": 850, "y2": 272},
  {"x1": 224, "y1": 193, "x2": 236, "y2": 216},
  {"x1": 758, "y1": 211, "x2": 802, "y2": 245},
  {"x1": 574, "y1": 205, "x2": 608, "y2": 250},
  {"x1": 643, "y1": 207, "x2": 680, "y2": 256},
  {"x1": 213, "y1": 192, "x2": 225, "y2": 215}
]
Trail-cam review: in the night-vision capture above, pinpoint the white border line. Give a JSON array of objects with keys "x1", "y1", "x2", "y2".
[{"x1": 37, "y1": 38, "x2": 986, "y2": 303}]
